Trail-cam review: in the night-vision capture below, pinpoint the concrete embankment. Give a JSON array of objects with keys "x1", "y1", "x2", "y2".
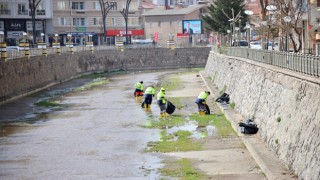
[
  {"x1": 204, "y1": 51, "x2": 320, "y2": 180},
  {"x1": 0, "y1": 47, "x2": 210, "y2": 104}
]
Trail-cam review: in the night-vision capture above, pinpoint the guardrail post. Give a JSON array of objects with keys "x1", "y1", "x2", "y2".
[{"x1": 0, "y1": 42, "x2": 7, "y2": 61}]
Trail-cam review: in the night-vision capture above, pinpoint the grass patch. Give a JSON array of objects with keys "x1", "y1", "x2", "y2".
[
  {"x1": 74, "y1": 78, "x2": 109, "y2": 91},
  {"x1": 146, "y1": 130, "x2": 202, "y2": 153},
  {"x1": 189, "y1": 113, "x2": 218, "y2": 127},
  {"x1": 160, "y1": 158, "x2": 205, "y2": 180},
  {"x1": 230, "y1": 102, "x2": 235, "y2": 109},
  {"x1": 158, "y1": 75, "x2": 183, "y2": 91},
  {"x1": 189, "y1": 113, "x2": 235, "y2": 137},
  {"x1": 276, "y1": 117, "x2": 281, "y2": 123},
  {"x1": 143, "y1": 115, "x2": 187, "y2": 129},
  {"x1": 35, "y1": 100, "x2": 61, "y2": 107},
  {"x1": 79, "y1": 72, "x2": 106, "y2": 79}
]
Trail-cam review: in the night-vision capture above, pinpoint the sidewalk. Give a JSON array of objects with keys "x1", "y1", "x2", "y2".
[{"x1": 200, "y1": 71, "x2": 297, "y2": 180}]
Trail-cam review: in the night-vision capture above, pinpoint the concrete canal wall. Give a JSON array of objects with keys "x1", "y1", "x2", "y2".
[
  {"x1": 0, "y1": 47, "x2": 210, "y2": 103},
  {"x1": 204, "y1": 51, "x2": 320, "y2": 180}
]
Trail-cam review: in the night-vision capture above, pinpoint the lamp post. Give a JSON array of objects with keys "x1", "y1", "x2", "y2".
[
  {"x1": 0, "y1": 31, "x2": 7, "y2": 61},
  {"x1": 227, "y1": 30, "x2": 231, "y2": 47},
  {"x1": 244, "y1": 10, "x2": 253, "y2": 48},
  {"x1": 228, "y1": 19, "x2": 235, "y2": 46},
  {"x1": 87, "y1": 34, "x2": 94, "y2": 53},
  {"x1": 283, "y1": 16, "x2": 291, "y2": 52},
  {"x1": 67, "y1": 33, "x2": 73, "y2": 54},
  {"x1": 245, "y1": 23, "x2": 251, "y2": 48},
  {"x1": 266, "y1": 4, "x2": 277, "y2": 50},
  {"x1": 235, "y1": 27, "x2": 239, "y2": 46},
  {"x1": 54, "y1": 34, "x2": 61, "y2": 55},
  {"x1": 22, "y1": 32, "x2": 30, "y2": 58},
  {"x1": 40, "y1": 33, "x2": 47, "y2": 56}
]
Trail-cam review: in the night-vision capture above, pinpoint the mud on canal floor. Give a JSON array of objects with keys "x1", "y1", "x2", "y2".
[{"x1": 0, "y1": 69, "x2": 266, "y2": 179}]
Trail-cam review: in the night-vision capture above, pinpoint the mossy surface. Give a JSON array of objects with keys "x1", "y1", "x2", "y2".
[
  {"x1": 74, "y1": 78, "x2": 109, "y2": 91},
  {"x1": 143, "y1": 115, "x2": 187, "y2": 129},
  {"x1": 146, "y1": 130, "x2": 202, "y2": 153}
]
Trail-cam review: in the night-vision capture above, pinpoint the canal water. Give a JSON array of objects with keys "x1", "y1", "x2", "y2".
[{"x1": 0, "y1": 71, "x2": 168, "y2": 179}]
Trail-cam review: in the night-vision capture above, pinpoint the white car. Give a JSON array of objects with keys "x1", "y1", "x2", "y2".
[{"x1": 250, "y1": 41, "x2": 262, "y2": 50}]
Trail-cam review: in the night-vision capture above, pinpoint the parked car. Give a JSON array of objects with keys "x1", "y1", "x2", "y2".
[
  {"x1": 232, "y1": 40, "x2": 249, "y2": 47},
  {"x1": 267, "y1": 42, "x2": 279, "y2": 51},
  {"x1": 250, "y1": 41, "x2": 262, "y2": 50},
  {"x1": 6, "y1": 46, "x2": 21, "y2": 52}
]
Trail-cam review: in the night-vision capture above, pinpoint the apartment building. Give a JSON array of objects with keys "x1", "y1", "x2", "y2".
[
  {"x1": 51, "y1": 0, "x2": 142, "y2": 45},
  {"x1": 308, "y1": 0, "x2": 320, "y2": 55},
  {"x1": 0, "y1": 0, "x2": 52, "y2": 46}
]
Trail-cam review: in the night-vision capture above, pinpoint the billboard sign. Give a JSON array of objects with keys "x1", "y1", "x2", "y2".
[{"x1": 182, "y1": 20, "x2": 203, "y2": 34}]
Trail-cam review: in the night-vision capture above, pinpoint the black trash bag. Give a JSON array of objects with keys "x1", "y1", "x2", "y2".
[
  {"x1": 216, "y1": 93, "x2": 230, "y2": 103},
  {"x1": 166, "y1": 101, "x2": 176, "y2": 114},
  {"x1": 205, "y1": 104, "x2": 210, "y2": 114},
  {"x1": 239, "y1": 119, "x2": 259, "y2": 134}
]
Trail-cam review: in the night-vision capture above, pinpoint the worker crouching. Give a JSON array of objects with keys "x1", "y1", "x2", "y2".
[
  {"x1": 195, "y1": 91, "x2": 210, "y2": 115},
  {"x1": 144, "y1": 86, "x2": 155, "y2": 111}
]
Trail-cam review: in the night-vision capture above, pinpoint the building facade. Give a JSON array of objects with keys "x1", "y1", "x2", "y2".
[
  {"x1": 0, "y1": 0, "x2": 52, "y2": 46},
  {"x1": 143, "y1": 4, "x2": 207, "y2": 46},
  {"x1": 51, "y1": 0, "x2": 142, "y2": 46}
]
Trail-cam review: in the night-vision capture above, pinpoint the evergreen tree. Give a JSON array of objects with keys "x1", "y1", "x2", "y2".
[{"x1": 203, "y1": 0, "x2": 248, "y2": 34}]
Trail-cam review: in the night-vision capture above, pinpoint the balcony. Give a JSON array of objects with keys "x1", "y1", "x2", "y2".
[
  {"x1": 0, "y1": 9, "x2": 11, "y2": 15},
  {"x1": 36, "y1": 10, "x2": 45, "y2": 15},
  {"x1": 18, "y1": 10, "x2": 28, "y2": 15}
]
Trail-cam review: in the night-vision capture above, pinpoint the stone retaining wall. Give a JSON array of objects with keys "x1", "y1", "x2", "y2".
[
  {"x1": 205, "y1": 51, "x2": 320, "y2": 180},
  {"x1": 0, "y1": 47, "x2": 210, "y2": 103}
]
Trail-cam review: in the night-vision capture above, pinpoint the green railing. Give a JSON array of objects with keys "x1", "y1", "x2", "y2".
[{"x1": 212, "y1": 46, "x2": 320, "y2": 77}]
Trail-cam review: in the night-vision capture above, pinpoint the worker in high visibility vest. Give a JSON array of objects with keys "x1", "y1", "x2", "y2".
[
  {"x1": 157, "y1": 87, "x2": 167, "y2": 117},
  {"x1": 195, "y1": 91, "x2": 210, "y2": 115},
  {"x1": 144, "y1": 86, "x2": 155, "y2": 110},
  {"x1": 134, "y1": 81, "x2": 144, "y2": 102}
]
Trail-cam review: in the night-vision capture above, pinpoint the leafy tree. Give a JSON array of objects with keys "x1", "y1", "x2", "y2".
[{"x1": 202, "y1": 0, "x2": 248, "y2": 34}]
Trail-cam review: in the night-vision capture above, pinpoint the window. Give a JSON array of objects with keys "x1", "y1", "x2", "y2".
[
  {"x1": 59, "y1": 17, "x2": 67, "y2": 25},
  {"x1": 57, "y1": 1, "x2": 66, "y2": 10},
  {"x1": 128, "y1": 17, "x2": 138, "y2": 26},
  {"x1": 112, "y1": 17, "x2": 117, "y2": 26},
  {"x1": 110, "y1": 2, "x2": 117, "y2": 10},
  {"x1": 177, "y1": 21, "x2": 180, "y2": 26},
  {"x1": 150, "y1": 21, "x2": 153, "y2": 27},
  {"x1": 93, "y1": 2, "x2": 100, "y2": 10},
  {"x1": 93, "y1": 18, "x2": 102, "y2": 25},
  {"x1": 158, "y1": 21, "x2": 161, "y2": 28},
  {"x1": 73, "y1": 18, "x2": 86, "y2": 26},
  {"x1": 18, "y1": 4, "x2": 27, "y2": 15},
  {"x1": 72, "y1": 2, "x2": 85, "y2": 10},
  {"x1": 0, "y1": 3, "x2": 9, "y2": 15}
]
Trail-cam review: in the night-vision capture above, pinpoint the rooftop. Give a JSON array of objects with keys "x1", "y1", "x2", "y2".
[{"x1": 142, "y1": 5, "x2": 205, "y2": 16}]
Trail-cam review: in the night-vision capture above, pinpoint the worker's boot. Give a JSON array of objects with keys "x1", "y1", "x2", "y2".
[
  {"x1": 135, "y1": 95, "x2": 138, "y2": 101},
  {"x1": 160, "y1": 113, "x2": 163, "y2": 118},
  {"x1": 139, "y1": 96, "x2": 143, "y2": 102},
  {"x1": 163, "y1": 112, "x2": 167, "y2": 117}
]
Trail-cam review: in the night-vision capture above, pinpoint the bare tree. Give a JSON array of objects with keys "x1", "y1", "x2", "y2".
[
  {"x1": 99, "y1": 0, "x2": 114, "y2": 43},
  {"x1": 258, "y1": 0, "x2": 269, "y2": 21},
  {"x1": 28, "y1": 0, "x2": 42, "y2": 46},
  {"x1": 274, "y1": 0, "x2": 306, "y2": 52}
]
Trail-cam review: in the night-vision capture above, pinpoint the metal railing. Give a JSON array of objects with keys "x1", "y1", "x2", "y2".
[{"x1": 213, "y1": 46, "x2": 320, "y2": 77}]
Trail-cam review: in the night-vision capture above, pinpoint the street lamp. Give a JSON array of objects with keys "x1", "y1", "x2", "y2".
[
  {"x1": 67, "y1": 33, "x2": 73, "y2": 54},
  {"x1": 245, "y1": 23, "x2": 251, "y2": 48},
  {"x1": 22, "y1": 32, "x2": 30, "y2": 58},
  {"x1": 283, "y1": 16, "x2": 291, "y2": 52},
  {"x1": 235, "y1": 27, "x2": 239, "y2": 46},
  {"x1": 244, "y1": 10, "x2": 253, "y2": 48},
  {"x1": 40, "y1": 33, "x2": 47, "y2": 56},
  {"x1": 266, "y1": 5, "x2": 278, "y2": 50},
  {"x1": 227, "y1": 30, "x2": 231, "y2": 47},
  {"x1": 54, "y1": 33, "x2": 61, "y2": 55}
]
